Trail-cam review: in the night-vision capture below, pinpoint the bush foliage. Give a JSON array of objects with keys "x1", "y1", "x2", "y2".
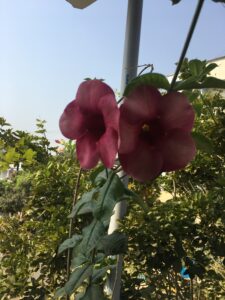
[{"x1": 0, "y1": 60, "x2": 225, "y2": 299}]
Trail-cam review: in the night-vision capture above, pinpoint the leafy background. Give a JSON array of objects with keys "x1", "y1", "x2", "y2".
[{"x1": 0, "y1": 59, "x2": 225, "y2": 299}]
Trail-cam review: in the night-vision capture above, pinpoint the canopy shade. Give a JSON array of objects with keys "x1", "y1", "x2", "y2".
[{"x1": 66, "y1": 0, "x2": 96, "y2": 9}]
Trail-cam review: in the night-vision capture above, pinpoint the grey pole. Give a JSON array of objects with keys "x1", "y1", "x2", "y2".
[
  {"x1": 107, "y1": 1, "x2": 143, "y2": 299},
  {"x1": 120, "y1": 0, "x2": 143, "y2": 93}
]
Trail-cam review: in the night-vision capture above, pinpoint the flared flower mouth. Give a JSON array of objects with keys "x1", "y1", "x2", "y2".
[
  {"x1": 85, "y1": 113, "x2": 106, "y2": 139},
  {"x1": 118, "y1": 85, "x2": 196, "y2": 182},
  {"x1": 59, "y1": 80, "x2": 196, "y2": 182},
  {"x1": 59, "y1": 80, "x2": 119, "y2": 169}
]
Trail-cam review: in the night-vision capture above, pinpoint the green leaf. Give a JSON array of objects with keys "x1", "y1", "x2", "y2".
[
  {"x1": 94, "y1": 169, "x2": 113, "y2": 187},
  {"x1": 92, "y1": 265, "x2": 116, "y2": 283},
  {"x1": 189, "y1": 59, "x2": 204, "y2": 77},
  {"x1": 204, "y1": 63, "x2": 218, "y2": 74},
  {"x1": 55, "y1": 287, "x2": 66, "y2": 299},
  {"x1": 64, "y1": 264, "x2": 92, "y2": 295},
  {"x1": 124, "y1": 73, "x2": 170, "y2": 96},
  {"x1": 71, "y1": 253, "x2": 88, "y2": 268},
  {"x1": 97, "y1": 232, "x2": 128, "y2": 255},
  {"x1": 79, "y1": 285, "x2": 106, "y2": 300},
  {"x1": 192, "y1": 132, "x2": 214, "y2": 154},
  {"x1": 15, "y1": 137, "x2": 25, "y2": 147},
  {"x1": 90, "y1": 165, "x2": 106, "y2": 185},
  {"x1": 58, "y1": 234, "x2": 82, "y2": 255},
  {"x1": 4, "y1": 147, "x2": 20, "y2": 163},
  {"x1": 81, "y1": 220, "x2": 105, "y2": 253},
  {"x1": 140, "y1": 286, "x2": 155, "y2": 298},
  {"x1": 174, "y1": 76, "x2": 198, "y2": 90},
  {"x1": 199, "y1": 77, "x2": 225, "y2": 89},
  {"x1": 124, "y1": 188, "x2": 149, "y2": 212},
  {"x1": 68, "y1": 190, "x2": 97, "y2": 218},
  {"x1": 77, "y1": 201, "x2": 95, "y2": 216},
  {"x1": 23, "y1": 148, "x2": 36, "y2": 163},
  {"x1": 187, "y1": 264, "x2": 205, "y2": 279},
  {"x1": 193, "y1": 103, "x2": 203, "y2": 117},
  {"x1": 187, "y1": 59, "x2": 217, "y2": 79},
  {"x1": 174, "y1": 76, "x2": 225, "y2": 91},
  {"x1": 74, "y1": 293, "x2": 86, "y2": 300},
  {"x1": 94, "y1": 253, "x2": 106, "y2": 263},
  {"x1": 93, "y1": 172, "x2": 125, "y2": 224}
]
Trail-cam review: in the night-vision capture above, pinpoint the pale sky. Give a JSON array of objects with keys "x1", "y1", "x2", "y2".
[{"x1": 0, "y1": 0, "x2": 225, "y2": 143}]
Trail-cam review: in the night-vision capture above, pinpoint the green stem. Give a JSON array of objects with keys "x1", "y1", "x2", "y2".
[
  {"x1": 137, "y1": 63, "x2": 154, "y2": 76},
  {"x1": 66, "y1": 167, "x2": 82, "y2": 300},
  {"x1": 170, "y1": 0, "x2": 205, "y2": 90}
]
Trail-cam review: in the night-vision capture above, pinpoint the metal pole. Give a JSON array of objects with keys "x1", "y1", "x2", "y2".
[
  {"x1": 107, "y1": 1, "x2": 143, "y2": 299},
  {"x1": 120, "y1": 0, "x2": 143, "y2": 93}
]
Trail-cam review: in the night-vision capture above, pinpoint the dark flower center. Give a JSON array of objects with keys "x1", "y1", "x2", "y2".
[
  {"x1": 142, "y1": 124, "x2": 150, "y2": 132},
  {"x1": 87, "y1": 114, "x2": 106, "y2": 140},
  {"x1": 140, "y1": 118, "x2": 164, "y2": 143}
]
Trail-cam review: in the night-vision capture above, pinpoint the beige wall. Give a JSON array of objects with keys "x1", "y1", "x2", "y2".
[{"x1": 209, "y1": 56, "x2": 225, "y2": 80}]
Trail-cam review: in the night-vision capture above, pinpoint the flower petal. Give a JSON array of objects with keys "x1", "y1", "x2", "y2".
[
  {"x1": 98, "y1": 94, "x2": 119, "y2": 131},
  {"x1": 159, "y1": 129, "x2": 196, "y2": 172},
  {"x1": 76, "y1": 80, "x2": 115, "y2": 113},
  {"x1": 159, "y1": 92, "x2": 195, "y2": 132},
  {"x1": 121, "y1": 85, "x2": 161, "y2": 124},
  {"x1": 76, "y1": 133, "x2": 99, "y2": 169},
  {"x1": 98, "y1": 127, "x2": 118, "y2": 168},
  {"x1": 119, "y1": 140, "x2": 163, "y2": 182},
  {"x1": 118, "y1": 118, "x2": 140, "y2": 154},
  {"x1": 59, "y1": 100, "x2": 86, "y2": 139}
]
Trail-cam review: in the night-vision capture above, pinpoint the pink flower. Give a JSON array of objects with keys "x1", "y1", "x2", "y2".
[
  {"x1": 59, "y1": 80, "x2": 119, "y2": 169},
  {"x1": 118, "y1": 86, "x2": 196, "y2": 182}
]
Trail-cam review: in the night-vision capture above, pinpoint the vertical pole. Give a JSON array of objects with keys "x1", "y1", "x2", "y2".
[
  {"x1": 107, "y1": 1, "x2": 143, "y2": 299},
  {"x1": 120, "y1": 0, "x2": 143, "y2": 93}
]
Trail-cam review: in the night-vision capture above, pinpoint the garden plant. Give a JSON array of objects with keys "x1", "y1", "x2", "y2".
[{"x1": 1, "y1": 0, "x2": 225, "y2": 299}]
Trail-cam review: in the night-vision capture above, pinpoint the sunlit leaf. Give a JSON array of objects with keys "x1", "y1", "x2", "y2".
[
  {"x1": 23, "y1": 148, "x2": 36, "y2": 163},
  {"x1": 4, "y1": 147, "x2": 20, "y2": 163},
  {"x1": 124, "y1": 73, "x2": 170, "y2": 96}
]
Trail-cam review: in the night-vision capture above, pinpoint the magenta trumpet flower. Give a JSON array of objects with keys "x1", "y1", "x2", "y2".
[
  {"x1": 59, "y1": 80, "x2": 119, "y2": 169},
  {"x1": 118, "y1": 85, "x2": 196, "y2": 182}
]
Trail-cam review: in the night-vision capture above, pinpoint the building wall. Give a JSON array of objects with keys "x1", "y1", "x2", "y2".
[{"x1": 208, "y1": 56, "x2": 225, "y2": 80}]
